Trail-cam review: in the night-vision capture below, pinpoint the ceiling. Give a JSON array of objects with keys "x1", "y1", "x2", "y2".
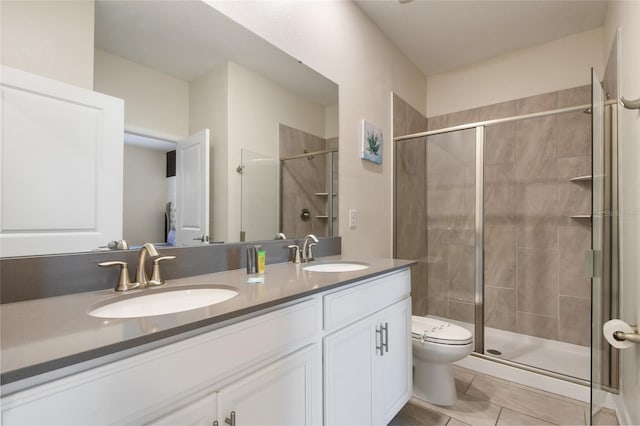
[{"x1": 354, "y1": 0, "x2": 608, "y2": 76}]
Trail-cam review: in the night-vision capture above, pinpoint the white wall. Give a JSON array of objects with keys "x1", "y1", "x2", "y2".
[
  {"x1": 325, "y1": 103, "x2": 339, "y2": 139},
  {"x1": 426, "y1": 27, "x2": 605, "y2": 117},
  {"x1": 123, "y1": 145, "x2": 167, "y2": 246},
  {"x1": 94, "y1": 49, "x2": 190, "y2": 139},
  {"x1": 604, "y1": 2, "x2": 640, "y2": 424},
  {"x1": 0, "y1": 0, "x2": 94, "y2": 89},
  {"x1": 207, "y1": 1, "x2": 427, "y2": 257}
]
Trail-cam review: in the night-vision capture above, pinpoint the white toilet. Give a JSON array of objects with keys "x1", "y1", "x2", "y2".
[{"x1": 411, "y1": 315, "x2": 473, "y2": 406}]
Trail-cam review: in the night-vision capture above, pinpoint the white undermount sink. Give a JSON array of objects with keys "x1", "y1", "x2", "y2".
[
  {"x1": 303, "y1": 262, "x2": 370, "y2": 273},
  {"x1": 88, "y1": 286, "x2": 238, "y2": 319}
]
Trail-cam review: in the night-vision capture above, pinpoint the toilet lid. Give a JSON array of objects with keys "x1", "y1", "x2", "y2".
[{"x1": 411, "y1": 316, "x2": 473, "y2": 345}]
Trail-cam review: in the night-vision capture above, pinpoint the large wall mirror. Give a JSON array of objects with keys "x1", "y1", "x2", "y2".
[
  {"x1": 95, "y1": 0, "x2": 339, "y2": 247},
  {"x1": 1, "y1": 0, "x2": 338, "y2": 256}
]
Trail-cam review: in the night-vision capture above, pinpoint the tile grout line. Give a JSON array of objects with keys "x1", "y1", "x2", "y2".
[
  {"x1": 459, "y1": 369, "x2": 587, "y2": 425},
  {"x1": 495, "y1": 406, "x2": 503, "y2": 426},
  {"x1": 462, "y1": 373, "x2": 477, "y2": 395}
]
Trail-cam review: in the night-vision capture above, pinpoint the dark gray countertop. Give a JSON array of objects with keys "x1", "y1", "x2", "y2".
[{"x1": 0, "y1": 256, "x2": 413, "y2": 394}]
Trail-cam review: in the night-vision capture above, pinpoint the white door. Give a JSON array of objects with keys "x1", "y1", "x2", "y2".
[
  {"x1": 216, "y1": 345, "x2": 321, "y2": 426},
  {"x1": 0, "y1": 65, "x2": 124, "y2": 257},
  {"x1": 324, "y1": 316, "x2": 377, "y2": 426},
  {"x1": 379, "y1": 298, "x2": 412, "y2": 425},
  {"x1": 175, "y1": 129, "x2": 209, "y2": 246}
]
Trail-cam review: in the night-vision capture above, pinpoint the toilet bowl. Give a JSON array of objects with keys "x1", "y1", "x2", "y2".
[{"x1": 411, "y1": 316, "x2": 473, "y2": 406}]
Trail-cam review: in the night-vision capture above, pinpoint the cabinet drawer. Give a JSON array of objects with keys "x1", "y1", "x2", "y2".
[
  {"x1": 1, "y1": 298, "x2": 321, "y2": 426},
  {"x1": 323, "y1": 269, "x2": 410, "y2": 332}
]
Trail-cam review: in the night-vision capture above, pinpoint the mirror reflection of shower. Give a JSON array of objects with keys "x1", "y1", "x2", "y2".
[{"x1": 279, "y1": 124, "x2": 338, "y2": 238}]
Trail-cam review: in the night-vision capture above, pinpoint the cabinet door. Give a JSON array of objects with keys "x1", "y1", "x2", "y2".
[
  {"x1": 216, "y1": 344, "x2": 321, "y2": 426},
  {"x1": 324, "y1": 315, "x2": 377, "y2": 426},
  {"x1": 146, "y1": 392, "x2": 216, "y2": 426},
  {"x1": 378, "y1": 297, "x2": 412, "y2": 425}
]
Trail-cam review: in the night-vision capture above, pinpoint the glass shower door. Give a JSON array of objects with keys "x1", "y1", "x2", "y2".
[
  {"x1": 239, "y1": 149, "x2": 278, "y2": 242},
  {"x1": 424, "y1": 128, "x2": 479, "y2": 343}
]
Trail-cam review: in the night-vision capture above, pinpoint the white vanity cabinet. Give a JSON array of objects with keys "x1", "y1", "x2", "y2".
[
  {"x1": 1, "y1": 299, "x2": 322, "y2": 426},
  {"x1": 146, "y1": 391, "x2": 217, "y2": 426},
  {"x1": 146, "y1": 345, "x2": 320, "y2": 426},
  {"x1": 1, "y1": 267, "x2": 412, "y2": 426},
  {"x1": 215, "y1": 344, "x2": 320, "y2": 426},
  {"x1": 323, "y1": 269, "x2": 412, "y2": 426}
]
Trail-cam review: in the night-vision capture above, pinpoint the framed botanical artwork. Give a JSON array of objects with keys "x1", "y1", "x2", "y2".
[{"x1": 361, "y1": 119, "x2": 382, "y2": 164}]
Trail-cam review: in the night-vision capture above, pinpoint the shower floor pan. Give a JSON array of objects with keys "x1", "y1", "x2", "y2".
[{"x1": 430, "y1": 316, "x2": 590, "y2": 381}]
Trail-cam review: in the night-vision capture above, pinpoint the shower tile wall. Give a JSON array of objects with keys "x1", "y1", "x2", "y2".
[
  {"x1": 426, "y1": 86, "x2": 592, "y2": 347},
  {"x1": 280, "y1": 124, "x2": 332, "y2": 238},
  {"x1": 393, "y1": 94, "x2": 428, "y2": 316}
]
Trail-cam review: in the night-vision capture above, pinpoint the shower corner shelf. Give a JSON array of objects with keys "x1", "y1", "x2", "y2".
[
  {"x1": 569, "y1": 175, "x2": 593, "y2": 182},
  {"x1": 314, "y1": 192, "x2": 337, "y2": 197},
  {"x1": 570, "y1": 214, "x2": 592, "y2": 219},
  {"x1": 315, "y1": 215, "x2": 336, "y2": 219}
]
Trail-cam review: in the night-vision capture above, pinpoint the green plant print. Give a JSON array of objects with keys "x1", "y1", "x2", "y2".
[{"x1": 366, "y1": 130, "x2": 381, "y2": 155}]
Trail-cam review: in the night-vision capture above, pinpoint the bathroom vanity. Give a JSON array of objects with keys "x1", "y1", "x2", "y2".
[{"x1": 0, "y1": 257, "x2": 413, "y2": 425}]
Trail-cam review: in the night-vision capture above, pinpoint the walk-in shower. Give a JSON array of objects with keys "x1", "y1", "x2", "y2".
[{"x1": 393, "y1": 82, "x2": 619, "y2": 398}]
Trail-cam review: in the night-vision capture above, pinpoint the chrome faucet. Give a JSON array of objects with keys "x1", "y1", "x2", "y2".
[
  {"x1": 301, "y1": 234, "x2": 319, "y2": 262},
  {"x1": 135, "y1": 242, "x2": 159, "y2": 288}
]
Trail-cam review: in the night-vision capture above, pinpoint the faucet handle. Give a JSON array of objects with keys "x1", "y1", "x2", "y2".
[
  {"x1": 287, "y1": 245, "x2": 301, "y2": 264},
  {"x1": 148, "y1": 256, "x2": 176, "y2": 287},
  {"x1": 98, "y1": 261, "x2": 139, "y2": 292},
  {"x1": 307, "y1": 242, "x2": 318, "y2": 262}
]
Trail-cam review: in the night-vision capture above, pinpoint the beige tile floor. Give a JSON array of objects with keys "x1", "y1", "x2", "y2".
[{"x1": 389, "y1": 366, "x2": 620, "y2": 426}]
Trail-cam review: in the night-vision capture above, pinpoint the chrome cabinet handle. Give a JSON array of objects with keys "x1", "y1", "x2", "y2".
[
  {"x1": 376, "y1": 325, "x2": 384, "y2": 356},
  {"x1": 225, "y1": 411, "x2": 236, "y2": 426},
  {"x1": 383, "y1": 322, "x2": 389, "y2": 353}
]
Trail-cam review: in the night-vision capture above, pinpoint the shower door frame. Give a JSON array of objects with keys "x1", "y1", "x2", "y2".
[{"x1": 394, "y1": 101, "x2": 618, "y2": 386}]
